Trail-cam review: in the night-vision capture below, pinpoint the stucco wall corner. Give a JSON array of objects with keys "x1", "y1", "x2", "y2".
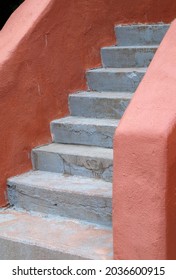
[{"x1": 113, "y1": 20, "x2": 176, "y2": 260}]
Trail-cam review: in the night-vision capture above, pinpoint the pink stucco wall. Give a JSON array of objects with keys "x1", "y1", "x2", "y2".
[
  {"x1": 0, "y1": 0, "x2": 176, "y2": 210},
  {"x1": 113, "y1": 20, "x2": 176, "y2": 259}
]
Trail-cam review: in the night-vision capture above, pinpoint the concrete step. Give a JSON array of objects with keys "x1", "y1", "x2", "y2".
[
  {"x1": 69, "y1": 91, "x2": 132, "y2": 119},
  {"x1": 115, "y1": 24, "x2": 169, "y2": 46},
  {"x1": 0, "y1": 209, "x2": 112, "y2": 259},
  {"x1": 51, "y1": 116, "x2": 119, "y2": 148},
  {"x1": 7, "y1": 171, "x2": 112, "y2": 226},
  {"x1": 32, "y1": 143, "x2": 113, "y2": 182},
  {"x1": 87, "y1": 68, "x2": 146, "y2": 92},
  {"x1": 101, "y1": 45, "x2": 158, "y2": 68}
]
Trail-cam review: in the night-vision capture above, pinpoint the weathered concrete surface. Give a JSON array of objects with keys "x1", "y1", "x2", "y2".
[
  {"x1": 0, "y1": 209, "x2": 112, "y2": 259},
  {"x1": 69, "y1": 91, "x2": 132, "y2": 119},
  {"x1": 51, "y1": 116, "x2": 119, "y2": 148},
  {"x1": 8, "y1": 171, "x2": 112, "y2": 226},
  {"x1": 32, "y1": 144, "x2": 113, "y2": 182},
  {"x1": 0, "y1": 0, "x2": 173, "y2": 206},
  {"x1": 101, "y1": 46, "x2": 158, "y2": 68},
  {"x1": 116, "y1": 24, "x2": 170, "y2": 46},
  {"x1": 87, "y1": 68, "x2": 146, "y2": 92}
]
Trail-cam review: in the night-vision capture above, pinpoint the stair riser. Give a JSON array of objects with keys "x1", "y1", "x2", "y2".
[
  {"x1": 87, "y1": 71, "x2": 145, "y2": 92},
  {"x1": 8, "y1": 184, "x2": 112, "y2": 226},
  {"x1": 0, "y1": 209, "x2": 112, "y2": 260},
  {"x1": 69, "y1": 95, "x2": 131, "y2": 119},
  {"x1": 32, "y1": 150, "x2": 113, "y2": 182},
  {"x1": 115, "y1": 24, "x2": 169, "y2": 46},
  {"x1": 51, "y1": 122, "x2": 116, "y2": 148},
  {"x1": 101, "y1": 47, "x2": 157, "y2": 68}
]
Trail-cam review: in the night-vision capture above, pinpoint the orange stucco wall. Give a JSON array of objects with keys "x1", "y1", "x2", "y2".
[
  {"x1": 0, "y1": 0, "x2": 176, "y2": 207},
  {"x1": 113, "y1": 20, "x2": 176, "y2": 259}
]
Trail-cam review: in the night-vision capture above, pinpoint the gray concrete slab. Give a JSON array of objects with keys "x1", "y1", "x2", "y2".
[
  {"x1": 0, "y1": 209, "x2": 112, "y2": 260},
  {"x1": 69, "y1": 91, "x2": 132, "y2": 119},
  {"x1": 32, "y1": 144, "x2": 113, "y2": 182},
  {"x1": 51, "y1": 116, "x2": 119, "y2": 148},
  {"x1": 8, "y1": 171, "x2": 112, "y2": 226},
  {"x1": 87, "y1": 68, "x2": 146, "y2": 92},
  {"x1": 115, "y1": 24, "x2": 170, "y2": 46},
  {"x1": 101, "y1": 45, "x2": 158, "y2": 68}
]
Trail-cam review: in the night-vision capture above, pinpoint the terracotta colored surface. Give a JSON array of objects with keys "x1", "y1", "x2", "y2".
[
  {"x1": 0, "y1": 209, "x2": 113, "y2": 259},
  {"x1": 113, "y1": 20, "x2": 176, "y2": 259},
  {"x1": 0, "y1": 0, "x2": 176, "y2": 207}
]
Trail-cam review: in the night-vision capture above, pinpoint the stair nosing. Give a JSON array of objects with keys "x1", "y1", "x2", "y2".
[
  {"x1": 69, "y1": 91, "x2": 133, "y2": 99},
  {"x1": 115, "y1": 23, "x2": 170, "y2": 28},
  {"x1": 87, "y1": 67, "x2": 147, "y2": 73},
  {"x1": 101, "y1": 45, "x2": 159, "y2": 50},
  {"x1": 32, "y1": 143, "x2": 113, "y2": 159},
  {"x1": 51, "y1": 116, "x2": 120, "y2": 127}
]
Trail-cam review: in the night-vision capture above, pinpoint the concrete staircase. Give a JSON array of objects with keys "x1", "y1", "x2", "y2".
[{"x1": 0, "y1": 24, "x2": 169, "y2": 260}]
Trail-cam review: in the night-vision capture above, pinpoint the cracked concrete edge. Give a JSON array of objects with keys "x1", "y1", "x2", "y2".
[
  {"x1": 115, "y1": 24, "x2": 170, "y2": 46},
  {"x1": 101, "y1": 46, "x2": 157, "y2": 68},
  {"x1": 32, "y1": 149, "x2": 113, "y2": 182},
  {"x1": 51, "y1": 121, "x2": 116, "y2": 148},
  {"x1": 7, "y1": 182, "x2": 112, "y2": 226},
  {"x1": 69, "y1": 95, "x2": 131, "y2": 118},
  {"x1": 86, "y1": 70, "x2": 145, "y2": 92}
]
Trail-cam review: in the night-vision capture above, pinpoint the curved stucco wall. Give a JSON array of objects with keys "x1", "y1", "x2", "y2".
[
  {"x1": 113, "y1": 20, "x2": 176, "y2": 259},
  {"x1": 0, "y1": 0, "x2": 176, "y2": 207}
]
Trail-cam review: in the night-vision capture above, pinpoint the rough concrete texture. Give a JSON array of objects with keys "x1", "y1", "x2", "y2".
[
  {"x1": 32, "y1": 144, "x2": 113, "y2": 182},
  {"x1": 0, "y1": 209, "x2": 112, "y2": 260},
  {"x1": 116, "y1": 24, "x2": 170, "y2": 46},
  {"x1": 0, "y1": 0, "x2": 174, "y2": 206},
  {"x1": 51, "y1": 116, "x2": 119, "y2": 148},
  {"x1": 101, "y1": 46, "x2": 158, "y2": 68},
  {"x1": 69, "y1": 91, "x2": 132, "y2": 119},
  {"x1": 87, "y1": 68, "x2": 146, "y2": 92},
  {"x1": 7, "y1": 171, "x2": 112, "y2": 226}
]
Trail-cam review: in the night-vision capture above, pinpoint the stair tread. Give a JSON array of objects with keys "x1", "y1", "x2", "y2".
[
  {"x1": 102, "y1": 45, "x2": 159, "y2": 50},
  {"x1": 87, "y1": 67, "x2": 147, "y2": 73},
  {"x1": 52, "y1": 116, "x2": 119, "y2": 127},
  {"x1": 8, "y1": 170, "x2": 112, "y2": 198},
  {"x1": 70, "y1": 91, "x2": 133, "y2": 99},
  {"x1": 33, "y1": 143, "x2": 113, "y2": 160},
  {"x1": 116, "y1": 23, "x2": 170, "y2": 28},
  {"x1": 115, "y1": 24, "x2": 169, "y2": 46},
  {"x1": 0, "y1": 209, "x2": 112, "y2": 260}
]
